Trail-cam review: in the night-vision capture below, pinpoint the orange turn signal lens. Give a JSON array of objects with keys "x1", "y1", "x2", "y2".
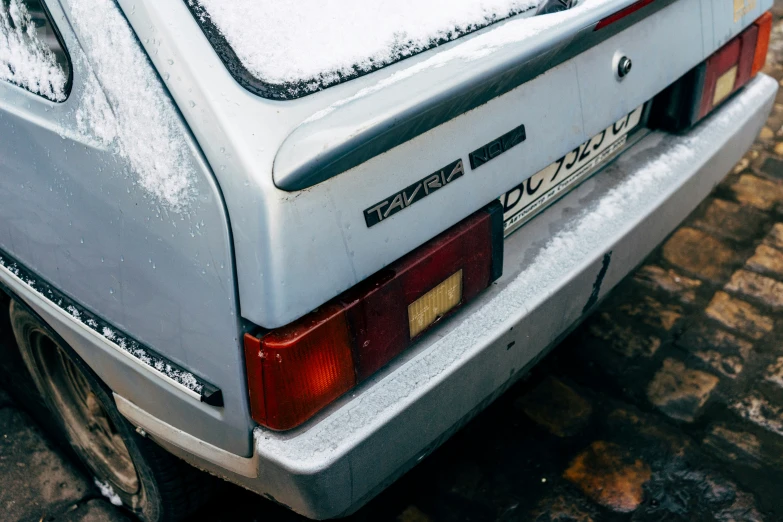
[{"x1": 752, "y1": 11, "x2": 773, "y2": 77}]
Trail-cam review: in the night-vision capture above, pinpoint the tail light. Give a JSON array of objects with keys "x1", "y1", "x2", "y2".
[
  {"x1": 651, "y1": 11, "x2": 773, "y2": 132},
  {"x1": 245, "y1": 202, "x2": 504, "y2": 430},
  {"x1": 594, "y1": 0, "x2": 656, "y2": 31}
]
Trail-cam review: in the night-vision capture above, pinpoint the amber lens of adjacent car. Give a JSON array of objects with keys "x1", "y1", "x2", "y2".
[{"x1": 699, "y1": 12, "x2": 771, "y2": 119}]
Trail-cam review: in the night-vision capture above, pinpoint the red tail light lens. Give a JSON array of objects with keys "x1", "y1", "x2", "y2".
[
  {"x1": 594, "y1": 0, "x2": 656, "y2": 31},
  {"x1": 697, "y1": 22, "x2": 761, "y2": 120},
  {"x1": 245, "y1": 202, "x2": 504, "y2": 430},
  {"x1": 651, "y1": 11, "x2": 772, "y2": 132}
]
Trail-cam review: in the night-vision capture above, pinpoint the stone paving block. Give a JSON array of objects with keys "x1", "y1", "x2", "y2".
[
  {"x1": 703, "y1": 424, "x2": 764, "y2": 469},
  {"x1": 692, "y1": 198, "x2": 766, "y2": 243},
  {"x1": 640, "y1": 467, "x2": 762, "y2": 521},
  {"x1": 676, "y1": 324, "x2": 753, "y2": 359},
  {"x1": 693, "y1": 350, "x2": 744, "y2": 379},
  {"x1": 759, "y1": 126, "x2": 775, "y2": 141},
  {"x1": 732, "y1": 392, "x2": 783, "y2": 437},
  {"x1": 633, "y1": 265, "x2": 702, "y2": 304},
  {"x1": 730, "y1": 174, "x2": 783, "y2": 211},
  {"x1": 587, "y1": 313, "x2": 661, "y2": 358},
  {"x1": 516, "y1": 377, "x2": 592, "y2": 438},
  {"x1": 705, "y1": 291, "x2": 774, "y2": 340},
  {"x1": 0, "y1": 408, "x2": 90, "y2": 521},
  {"x1": 647, "y1": 358, "x2": 719, "y2": 422},
  {"x1": 746, "y1": 243, "x2": 783, "y2": 276},
  {"x1": 0, "y1": 386, "x2": 11, "y2": 408},
  {"x1": 714, "y1": 491, "x2": 764, "y2": 522},
  {"x1": 54, "y1": 499, "x2": 130, "y2": 521},
  {"x1": 396, "y1": 505, "x2": 433, "y2": 522},
  {"x1": 531, "y1": 495, "x2": 595, "y2": 522},
  {"x1": 764, "y1": 223, "x2": 783, "y2": 250},
  {"x1": 762, "y1": 155, "x2": 783, "y2": 180},
  {"x1": 563, "y1": 441, "x2": 650, "y2": 513},
  {"x1": 764, "y1": 356, "x2": 783, "y2": 389},
  {"x1": 618, "y1": 296, "x2": 683, "y2": 331},
  {"x1": 662, "y1": 228, "x2": 741, "y2": 283},
  {"x1": 725, "y1": 269, "x2": 783, "y2": 309},
  {"x1": 607, "y1": 407, "x2": 691, "y2": 456}
]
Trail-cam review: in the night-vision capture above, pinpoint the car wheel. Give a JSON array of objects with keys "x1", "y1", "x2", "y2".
[{"x1": 8, "y1": 300, "x2": 215, "y2": 521}]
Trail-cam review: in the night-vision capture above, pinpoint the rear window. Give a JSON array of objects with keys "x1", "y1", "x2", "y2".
[
  {"x1": 186, "y1": 0, "x2": 542, "y2": 100},
  {"x1": 0, "y1": 0, "x2": 71, "y2": 101}
]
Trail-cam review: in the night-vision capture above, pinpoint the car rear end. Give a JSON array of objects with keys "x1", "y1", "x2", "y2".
[{"x1": 113, "y1": 0, "x2": 777, "y2": 518}]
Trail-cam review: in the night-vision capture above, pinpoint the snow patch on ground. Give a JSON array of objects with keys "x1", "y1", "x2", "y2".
[
  {"x1": 0, "y1": 0, "x2": 68, "y2": 101},
  {"x1": 191, "y1": 0, "x2": 541, "y2": 89},
  {"x1": 66, "y1": 0, "x2": 195, "y2": 210},
  {"x1": 94, "y1": 478, "x2": 123, "y2": 506}
]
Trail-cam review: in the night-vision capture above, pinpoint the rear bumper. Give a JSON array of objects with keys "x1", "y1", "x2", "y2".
[{"x1": 118, "y1": 74, "x2": 777, "y2": 519}]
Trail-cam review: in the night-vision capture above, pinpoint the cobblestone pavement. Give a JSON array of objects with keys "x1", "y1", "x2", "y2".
[{"x1": 7, "y1": 6, "x2": 783, "y2": 522}]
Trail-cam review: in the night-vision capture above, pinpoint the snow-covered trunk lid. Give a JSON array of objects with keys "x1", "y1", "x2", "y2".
[{"x1": 186, "y1": 0, "x2": 544, "y2": 98}]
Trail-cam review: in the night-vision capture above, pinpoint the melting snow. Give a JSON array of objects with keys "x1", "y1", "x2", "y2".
[
  {"x1": 94, "y1": 478, "x2": 123, "y2": 506},
  {"x1": 75, "y1": 71, "x2": 118, "y2": 146},
  {"x1": 0, "y1": 0, "x2": 68, "y2": 101},
  {"x1": 190, "y1": 0, "x2": 541, "y2": 89},
  {"x1": 67, "y1": 0, "x2": 196, "y2": 210}
]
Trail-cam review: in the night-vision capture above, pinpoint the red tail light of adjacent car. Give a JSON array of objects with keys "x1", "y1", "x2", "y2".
[
  {"x1": 652, "y1": 11, "x2": 773, "y2": 132},
  {"x1": 245, "y1": 202, "x2": 504, "y2": 430}
]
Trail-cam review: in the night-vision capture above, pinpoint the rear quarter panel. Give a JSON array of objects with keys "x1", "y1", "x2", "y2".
[{"x1": 0, "y1": 0, "x2": 251, "y2": 455}]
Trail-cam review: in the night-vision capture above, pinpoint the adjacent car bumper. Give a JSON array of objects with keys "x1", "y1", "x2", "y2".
[{"x1": 117, "y1": 74, "x2": 778, "y2": 519}]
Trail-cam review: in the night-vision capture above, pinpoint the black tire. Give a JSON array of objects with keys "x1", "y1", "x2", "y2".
[{"x1": 8, "y1": 300, "x2": 216, "y2": 521}]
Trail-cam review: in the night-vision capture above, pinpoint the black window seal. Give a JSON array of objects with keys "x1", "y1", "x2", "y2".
[
  {"x1": 184, "y1": 0, "x2": 537, "y2": 101},
  {"x1": 41, "y1": 0, "x2": 73, "y2": 100}
]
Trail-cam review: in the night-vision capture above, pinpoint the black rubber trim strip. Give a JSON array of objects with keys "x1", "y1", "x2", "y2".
[
  {"x1": 485, "y1": 200, "x2": 505, "y2": 284},
  {"x1": 0, "y1": 248, "x2": 223, "y2": 407},
  {"x1": 184, "y1": 0, "x2": 537, "y2": 100},
  {"x1": 41, "y1": 0, "x2": 74, "y2": 99}
]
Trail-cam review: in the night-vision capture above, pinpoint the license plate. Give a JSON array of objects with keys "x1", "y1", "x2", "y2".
[{"x1": 499, "y1": 105, "x2": 645, "y2": 237}]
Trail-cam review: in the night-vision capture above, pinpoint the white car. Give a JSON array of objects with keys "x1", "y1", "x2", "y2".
[{"x1": 0, "y1": 0, "x2": 776, "y2": 519}]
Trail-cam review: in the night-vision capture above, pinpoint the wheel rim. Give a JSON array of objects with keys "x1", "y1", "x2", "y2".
[{"x1": 33, "y1": 332, "x2": 139, "y2": 495}]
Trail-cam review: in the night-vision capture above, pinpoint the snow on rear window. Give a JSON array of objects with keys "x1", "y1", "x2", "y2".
[
  {"x1": 188, "y1": 0, "x2": 539, "y2": 96},
  {"x1": 0, "y1": 0, "x2": 69, "y2": 101}
]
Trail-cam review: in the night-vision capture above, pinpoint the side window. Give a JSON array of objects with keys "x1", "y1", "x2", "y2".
[{"x1": 0, "y1": 0, "x2": 71, "y2": 101}]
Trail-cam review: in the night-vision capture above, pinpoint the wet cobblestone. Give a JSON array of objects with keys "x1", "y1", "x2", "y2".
[{"x1": 7, "y1": 5, "x2": 783, "y2": 522}]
